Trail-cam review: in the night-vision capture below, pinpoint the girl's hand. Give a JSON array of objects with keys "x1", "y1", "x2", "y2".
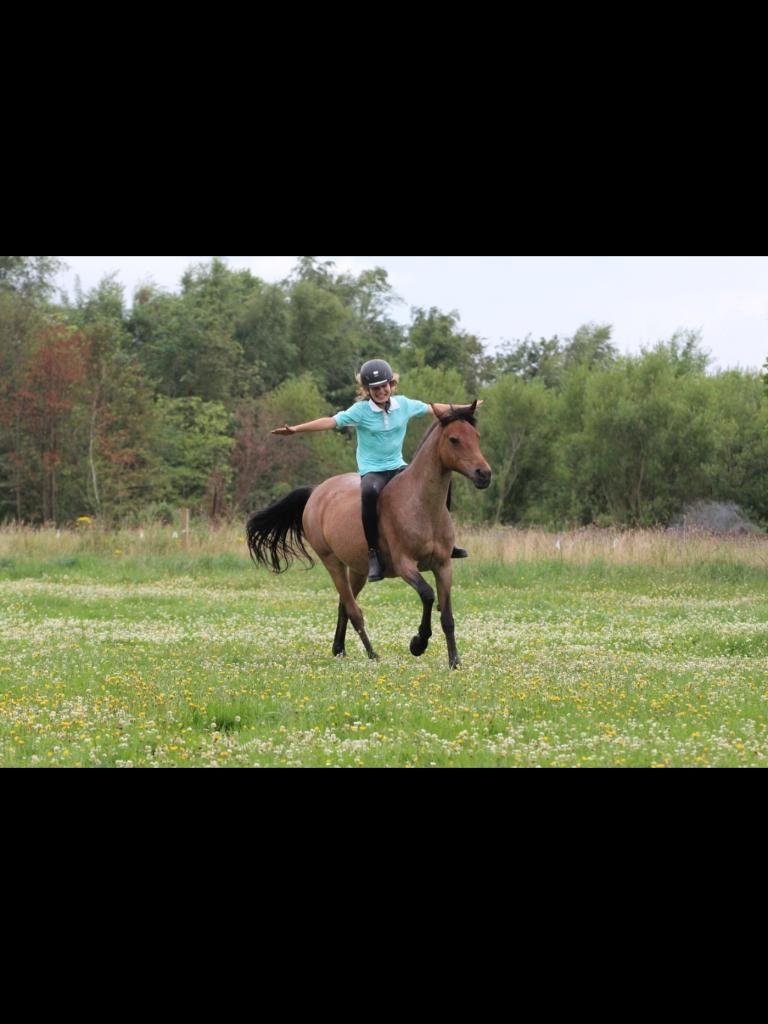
[
  {"x1": 271, "y1": 424, "x2": 296, "y2": 435},
  {"x1": 431, "y1": 400, "x2": 485, "y2": 417}
]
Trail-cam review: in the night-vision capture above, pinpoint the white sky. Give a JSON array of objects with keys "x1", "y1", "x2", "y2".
[{"x1": 57, "y1": 256, "x2": 768, "y2": 371}]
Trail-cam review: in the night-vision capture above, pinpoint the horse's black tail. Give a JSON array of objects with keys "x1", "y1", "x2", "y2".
[{"x1": 246, "y1": 487, "x2": 316, "y2": 574}]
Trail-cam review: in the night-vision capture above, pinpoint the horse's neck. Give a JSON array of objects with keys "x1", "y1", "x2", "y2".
[{"x1": 406, "y1": 429, "x2": 451, "y2": 507}]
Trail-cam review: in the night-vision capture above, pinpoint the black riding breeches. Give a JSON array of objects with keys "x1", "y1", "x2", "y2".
[{"x1": 361, "y1": 468, "x2": 406, "y2": 551}]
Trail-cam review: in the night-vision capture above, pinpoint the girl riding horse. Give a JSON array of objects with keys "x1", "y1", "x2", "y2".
[
  {"x1": 252, "y1": 400, "x2": 491, "y2": 668},
  {"x1": 271, "y1": 359, "x2": 475, "y2": 582}
]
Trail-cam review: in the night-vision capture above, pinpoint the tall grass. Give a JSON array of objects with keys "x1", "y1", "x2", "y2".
[
  {"x1": 2, "y1": 523, "x2": 767, "y2": 569},
  {"x1": 460, "y1": 525, "x2": 768, "y2": 569},
  {"x1": 0, "y1": 523, "x2": 246, "y2": 560}
]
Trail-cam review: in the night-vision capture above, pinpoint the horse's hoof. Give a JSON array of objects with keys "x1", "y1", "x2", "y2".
[
  {"x1": 333, "y1": 650, "x2": 346, "y2": 659},
  {"x1": 410, "y1": 636, "x2": 428, "y2": 657},
  {"x1": 368, "y1": 650, "x2": 379, "y2": 660},
  {"x1": 449, "y1": 659, "x2": 461, "y2": 670}
]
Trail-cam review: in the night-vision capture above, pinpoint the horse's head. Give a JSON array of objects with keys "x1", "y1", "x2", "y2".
[{"x1": 435, "y1": 402, "x2": 492, "y2": 489}]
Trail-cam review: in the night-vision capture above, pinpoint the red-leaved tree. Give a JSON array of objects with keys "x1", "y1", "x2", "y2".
[{"x1": 17, "y1": 326, "x2": 87, "y2": 522}]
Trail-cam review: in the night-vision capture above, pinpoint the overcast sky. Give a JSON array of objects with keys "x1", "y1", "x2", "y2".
[{"x1": 57, "y1": 256, "x2": 768, "y2": 371}]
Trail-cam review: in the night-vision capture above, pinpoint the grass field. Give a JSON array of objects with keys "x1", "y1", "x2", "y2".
[{"x1": 1, "y1": 526, "x2": 767, "y2": 767}]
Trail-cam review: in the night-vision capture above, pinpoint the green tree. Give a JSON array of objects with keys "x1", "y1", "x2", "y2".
[
  {"x1": 236, "y1": 284, "x2": 293, "y2": 393},
  {"x1": 480, "y1": 376, "x2": 553, "y2": 524},
  {"x1": 0, "y1": 257, "x2": 63, "y2": 299},
  {"x1": 287, "y1": 259, "x2": 406, "y2": 402},
  {"x1": 706, "y1": 371, "x2": 768, "y2": 524},
  {"x1": 130, "y1": 259, "x2": 262, "y2": 404},
  {"x1": 335, "y1": 267, "x2": 405, "y2": 366},
  {"x1": 562, "y1": 322, "x2": 617, "y2": 373},
  {"x1": 402, "y1": 307, "x2": 489, "y2": 393},
  {"x1": 67, "y1": 278, "x2": 158, "y2": 522},
  {"x1": 129, "y1": 286, "x2": 188, "y2": 395},
  {"x1": 491, "y1": 334, "x2": 565, "y2": 388},
  {"x1": 655, "y1": 329, "x2": 711, "y2": 375},
  {"x1": 291, "y1": 256, "x2": 338, "y2": 286},
  {"x1": 177, "y1": 258, "x2": 261, "y2": 402},
  {"x1": 288, "y1": 281, "x2": 360, "y2": 408},
  {"x1": 154, "y1": 397, "x2": 235, "y2": 516},
  {"x1": 491, "y1": 323, "x2": 617, "y2": 391},
  {"x1": 573, "y1": 347, "x2": 713, "y2": 525}
]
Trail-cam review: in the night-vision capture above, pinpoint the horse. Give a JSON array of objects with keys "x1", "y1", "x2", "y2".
[{"x1": 246, "y1": 403, "x2": 492, "y2": 669}]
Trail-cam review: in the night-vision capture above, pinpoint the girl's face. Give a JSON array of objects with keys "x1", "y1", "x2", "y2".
[{"x1": 368, "y1": 381, "x2": 392, "y2": 405}]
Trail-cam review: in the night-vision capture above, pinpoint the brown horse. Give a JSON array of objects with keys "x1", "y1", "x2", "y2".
[{"x1": 246, "y1": 403, "x2": 491, "y2": 669}]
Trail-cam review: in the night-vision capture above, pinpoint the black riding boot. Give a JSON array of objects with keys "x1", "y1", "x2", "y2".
[
  {"x1": 368, "y1": 548, "x2": 385, "y2": 582},
  {"x1": 362, "y1": 471, "x2": 400, "y2": 583}
]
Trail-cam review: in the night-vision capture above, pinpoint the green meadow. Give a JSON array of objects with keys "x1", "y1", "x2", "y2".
[{"x1": 1, "y1": 528, "x2": 767, "y2": 767}]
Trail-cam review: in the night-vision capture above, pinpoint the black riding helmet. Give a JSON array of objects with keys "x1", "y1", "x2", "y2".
[{"x1": 360, "y1": 359, "x2": 394, "y2": 388}]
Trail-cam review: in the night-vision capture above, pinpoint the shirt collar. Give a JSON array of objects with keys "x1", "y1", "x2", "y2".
[{"x1": 368, "y1": 397, "x2": 400, "y2": 414}]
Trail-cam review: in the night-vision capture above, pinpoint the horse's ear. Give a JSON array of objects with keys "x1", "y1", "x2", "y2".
[{"x1": 470, "y1": 400, "x2": 478, "y2": 415}]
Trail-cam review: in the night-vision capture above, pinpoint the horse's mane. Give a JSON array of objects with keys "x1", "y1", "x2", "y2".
[
  {"x1": 439, "y1": 407, "x2": 479, "y2": 428},
  {"x1": 412, "y1": 406, "x2": 479, "y2": 459}
]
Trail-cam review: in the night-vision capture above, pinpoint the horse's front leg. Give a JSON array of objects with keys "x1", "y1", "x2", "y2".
[
  {"x1": 433, "y1": 562, "x2": 460, "y2": 669},
  {"x1": 400, "y1": 565, "x2": 435, "y2": 658}
]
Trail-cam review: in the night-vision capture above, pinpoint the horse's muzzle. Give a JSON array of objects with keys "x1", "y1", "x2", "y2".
[{"x1": 473, "y1": 468, "x2": 492, "y2": 489}]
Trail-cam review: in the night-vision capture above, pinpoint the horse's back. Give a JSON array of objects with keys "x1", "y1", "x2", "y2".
[
  {"x1": 307, "y1": 473, "x2": 360, "y2": 511},
  {"x1": 303, "y1": 473, "x2": 367, "y2": 566}
]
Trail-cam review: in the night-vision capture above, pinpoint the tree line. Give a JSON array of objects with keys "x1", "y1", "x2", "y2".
[{"x1": 1, "y1": 256, "x2": 767, "y2": 529}]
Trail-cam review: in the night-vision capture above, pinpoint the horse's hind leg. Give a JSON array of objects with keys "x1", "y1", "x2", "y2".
[
  {"x1": 331, "y1": 571, "x2": 367, "y2": 658},
  {"x1": 323, "y1": 556, "x2": 377, "y2": 660},
  {"x1": 332, "y1": 600, "x2": 348, "y2": 658}
]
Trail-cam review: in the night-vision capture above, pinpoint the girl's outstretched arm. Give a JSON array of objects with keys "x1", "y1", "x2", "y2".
[{"x1": 271, "y1": 416, "x2": 338, "y2": 435}]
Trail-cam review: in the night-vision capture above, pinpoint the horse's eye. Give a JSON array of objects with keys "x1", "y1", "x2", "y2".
[{"x1": 449, "y1": 437, "x2": 460, "y2": 446}]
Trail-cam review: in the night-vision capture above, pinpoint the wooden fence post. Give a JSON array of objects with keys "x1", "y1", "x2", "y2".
[{"x1": 181, "y1": 508, "x2": 190, "y2": 551}]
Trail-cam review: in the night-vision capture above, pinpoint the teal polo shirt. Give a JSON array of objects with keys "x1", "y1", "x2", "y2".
[{"x1": 334, "y1": 396, "x2": 430, "y2": 475}]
